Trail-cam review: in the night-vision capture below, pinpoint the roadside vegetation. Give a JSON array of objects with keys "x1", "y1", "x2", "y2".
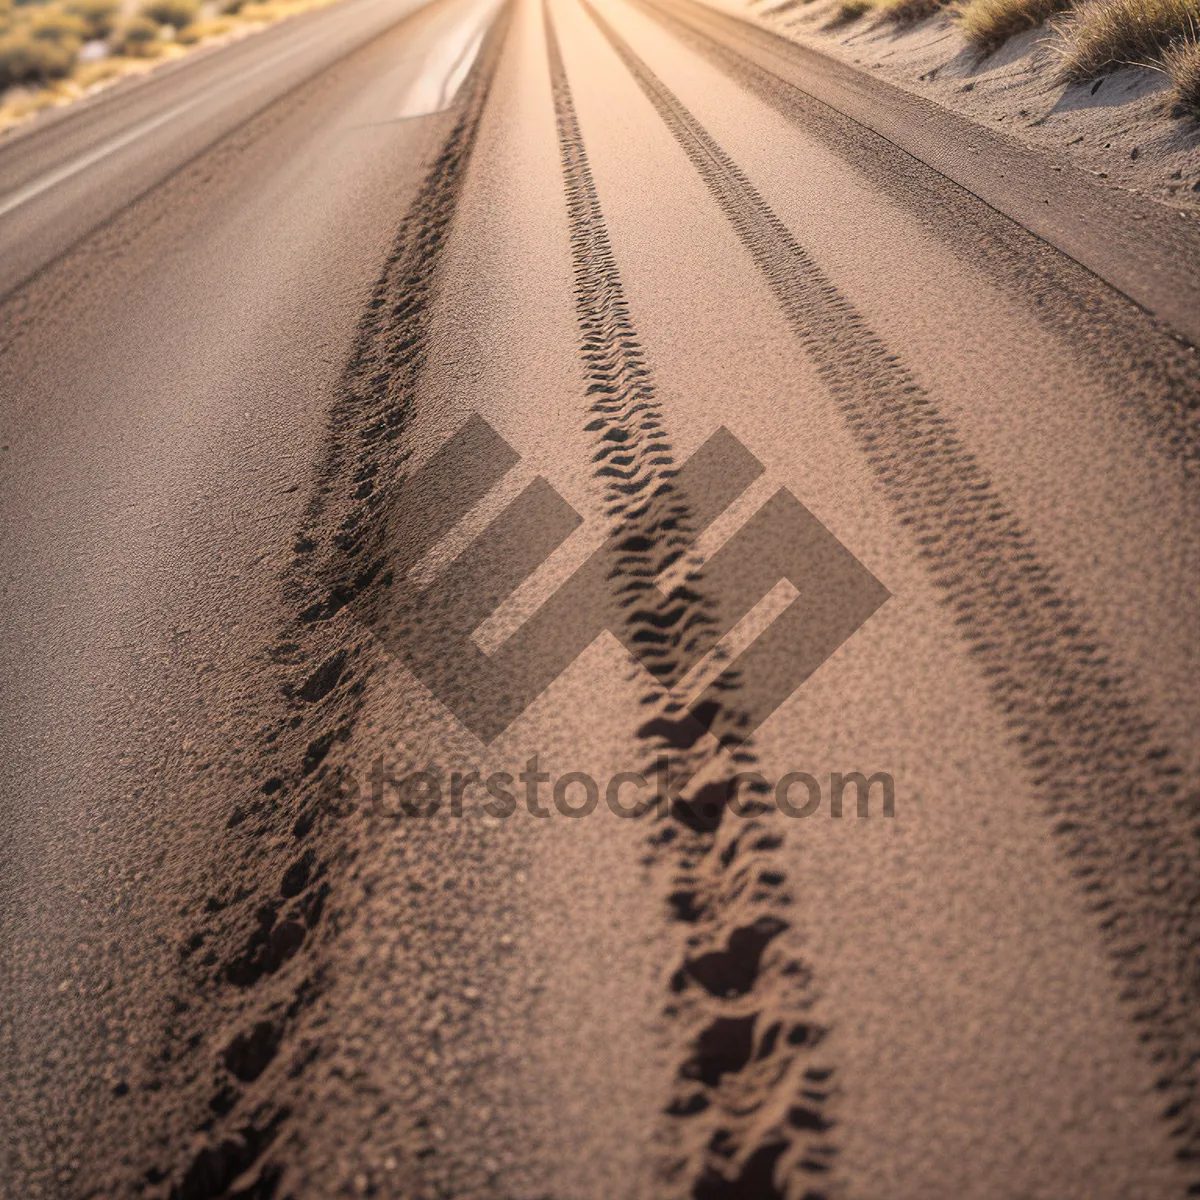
[
  {"x1": 1057, "y1": 0, "x2": 1200, "y2": 115},
  {"x1": 0, "y1": 0, "x2": 340, "y2": 134},
  {"x1": 953, "y1": 0, "x2": 1072, "y2": 50},
  {"x1": 823, "y1": 0, "x2": 1200, "y2": 117},
  {"x1": 1163, "y1": 38, "x2": 1200, "y2": 112}
]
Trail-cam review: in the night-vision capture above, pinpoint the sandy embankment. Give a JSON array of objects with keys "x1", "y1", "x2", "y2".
[{"x1": 713, "y1": 0, "x2": 1200, "y2": 215}]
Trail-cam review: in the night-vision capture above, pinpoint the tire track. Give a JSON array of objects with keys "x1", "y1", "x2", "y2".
[
  {"x1": 546, "y1": 10, "x2": 839, "y2": 1198},
  {"x1": 584, "y1": 6, "x2": 1200, "y2": 1190},
  {"x1": 639, "y1": 0, "x2": 1200, "y2": 472},
  {"x1": 108, "y1": 20, "x2": 508, "y2": 1198}
]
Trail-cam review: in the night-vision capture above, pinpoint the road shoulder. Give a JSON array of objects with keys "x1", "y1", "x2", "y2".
[{"x1": 649, "y1": 0, "x2": 1200, "y2": 347}]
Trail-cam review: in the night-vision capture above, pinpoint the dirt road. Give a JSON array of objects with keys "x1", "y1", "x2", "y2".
[{"x1": 2, "y1": 0, "x2": 1199, "y2": 1196}]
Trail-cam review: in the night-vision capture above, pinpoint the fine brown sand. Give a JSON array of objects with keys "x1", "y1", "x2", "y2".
[{"x1": 2, "y1": 0, "x2": 1199, "y2": 1196}]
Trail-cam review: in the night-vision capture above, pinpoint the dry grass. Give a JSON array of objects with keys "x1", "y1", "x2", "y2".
[
  {"x1": 110, "y1": 14, "x2": 166, "y2": 56},
  {"x1": 826, "y1": 0, "x2": 949, "y2": 30},
  {"x1": 74, "y1": 54, "x2": 151, "y2": 86},
  {"x1": 1059, "y1": 0, "x2": 1199, "y2": 79},
  {"x1": 951, "y1": 0, "x2": 1200, "y2": 117},
  {"x1": 140, "y1": 0, "x2": 200, "y2": 29},
  {"x1": 878, "y1": 0, "x2": 948, "y2": 24},
  {"x1": 0, "y1": 0, "x2": 344, "y2": 135},
  {"x1": 177, "y1": 16, "x2": 237, "y2": 44},
  {"x1": 66, "y1": 0, "x2": 120, "y2": 39},
  {"x1": 953, "y1": 0, "x2": 1074, "y2": 53},
  {"x1": 0, "y1": 51, "x2": 161, "y2": 128},
  {"x1": 1164, "y1": 36, "x2": 1200, "y2": 111},
  {"x1": 830, "y1": 0, "x2": 875, "y2": 24}
]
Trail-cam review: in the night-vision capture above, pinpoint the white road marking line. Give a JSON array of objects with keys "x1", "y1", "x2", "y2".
[
  {"x1": 0, "y1": 96, "x2": 204, "y2": 220},
  {"x1": 0, "y1": 14, "x2": 384, "y2": 221},
  {"x1": 395, "y1": 0, "x2": 499, "y2": 118}
]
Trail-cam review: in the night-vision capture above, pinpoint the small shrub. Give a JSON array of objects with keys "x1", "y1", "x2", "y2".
[
  {"x1": 1059, "y1": 0, "x2": 1200, "y2": 80},
  {"x1": 111, "y1": 14, "x2": 162, "y2": 54},
  {"x1": 880, "y1": 0, "x2": 948, "y2": 22},
  {"x1": 0, "y1": 28, "x2": 77, "y2": 87},
  {"x1": 66, "y1": 0, "x2": 121, "y2": 38},
  {"x1": 1165, "y1": 38, "x2": 1200, "y2": 113},
  {"x1": 30, "y1": 9, "x2": 90, "y2": 44},
  {"x1": 235, "y1": 1, "x2": 292, "y2": 20},
  {"x1": 953, "y1": 0, "x2": 1073, "y2": 52},
  {"x1": 139, "y1": 0, "x2": 199, "y2": 29},
  {"x1": 832, "y1": 0, "x2": 874, "y2": 22}
]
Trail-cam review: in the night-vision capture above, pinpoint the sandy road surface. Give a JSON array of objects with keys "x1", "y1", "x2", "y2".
[{"x1": 2, "y1": 0, "x2": 1199, "y2": 1196}]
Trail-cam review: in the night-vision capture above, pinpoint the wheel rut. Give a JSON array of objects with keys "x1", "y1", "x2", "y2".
[
  {"x1": 584, "y1": 4, "x2": 1200, "y2": 1188},
  {"x1": 110, "y1": 17, "x2": 509, "y2": 1197},
  {"x1": 547, "y1": 8, "x2": 840, "y2": 1197}
]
